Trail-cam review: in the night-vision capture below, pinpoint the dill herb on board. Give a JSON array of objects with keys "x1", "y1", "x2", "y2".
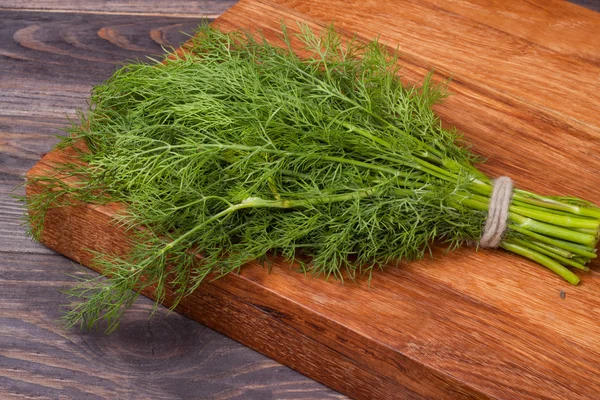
[{"x1": 26, "y1": 24, "x2": 600, "y2": 333}]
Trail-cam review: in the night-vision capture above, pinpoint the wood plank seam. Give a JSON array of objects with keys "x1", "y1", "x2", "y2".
[{"x1": 0, "y1": 8, "x2": 222, "y2": 18}]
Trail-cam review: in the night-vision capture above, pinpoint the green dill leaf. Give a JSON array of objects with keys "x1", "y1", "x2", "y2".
[{"x1": 25, "y1": 23, "x2": 600, "y2": 333}]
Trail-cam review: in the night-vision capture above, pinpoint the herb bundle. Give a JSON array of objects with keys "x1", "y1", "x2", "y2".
[{"x1": 27, "y1": 24, "x2": 600, "y2": 332}]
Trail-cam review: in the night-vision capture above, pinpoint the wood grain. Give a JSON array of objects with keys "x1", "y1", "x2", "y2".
[
  {"x1": 24, "y1": 0, "x2": 600, "y2": 399},
  {"x1": 420, "y1": 0, "x2": 600, "y2": 60},
  {"x1": 0, "y1": 251, "x2": 341, "y2": 400},
  {"x1": 0, "y1": 11, "x2": 204, "y2": 182},
  {"x1": 0, "y1": 1, "x2": 238, "y2": 17},
  {"x1": 0, "y1": 12, "x2": 201, "y2": 117},
  {"x1": 1, "y1": 4, "x2": 344, "y2": 399}
]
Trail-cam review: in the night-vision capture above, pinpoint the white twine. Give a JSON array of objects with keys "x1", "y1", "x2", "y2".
[{"x1": 479, "y1": 176, "x2": 513, "y2": 248}]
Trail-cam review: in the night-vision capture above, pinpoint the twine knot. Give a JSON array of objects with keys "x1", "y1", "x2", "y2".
[{"x1": 479, "y1": 176, "x2": 513, "y2": 248}]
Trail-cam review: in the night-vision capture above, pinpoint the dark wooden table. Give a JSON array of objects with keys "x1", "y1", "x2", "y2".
[{"x1": 0, "y1": 1, "x2": 597, "y2": 399}]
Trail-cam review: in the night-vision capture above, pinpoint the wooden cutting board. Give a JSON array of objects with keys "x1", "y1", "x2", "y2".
[{"x1": 26, "y1": 0, "x2": 600, "y2": 399}]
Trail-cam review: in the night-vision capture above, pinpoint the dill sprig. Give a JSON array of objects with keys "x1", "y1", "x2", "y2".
[{"x1": 26, "y1": 24, "x2": 600, "y2": 333}]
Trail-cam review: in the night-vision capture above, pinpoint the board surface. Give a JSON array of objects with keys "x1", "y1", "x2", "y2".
[{"x1": 26, "y1": 0, "x2": 600, "y2": 399}]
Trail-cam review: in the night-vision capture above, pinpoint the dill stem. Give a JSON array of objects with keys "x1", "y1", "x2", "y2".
[
  {"x1": 516, "y1": 189, "x2": 600, "y2": 219},
  {"x1": 509, "y1": 214, "x2": 596, "y2": 247},
  {"x1": 338, "y1": 122, "x2": 457, "y2": 182},
  {"x1": 508, "y1": 225, "x2": 597, "y2": 259},
  {"x1": 528, "y1": 240, "x2": 574, "y2": 259},
  {"x1": 470, "y1": 181, "x2": 600, "y2": 219},
  {"x1": 338, "y1": 121, "x2": 393, "y2": 149},
  {"x1": 501, "y1": 241, "x2": 581, "y2": 285},
  {"x1": 509, "y1": 238, "x2": 588, "y2": 271},
  {"x1": 189, "y1": 143, "x2": 406, "y2": 177},
  {"x1": 457, "y1": 195, "x2": 598, "y2": 245},
  {"x1": 159, "y1": 206, "x2": 238, "y2": 255},
  {"x1": 159, "y1": 188, "x2": 378, "y2": 255},
  {"x1": 465, "y1": 192, "x2": 600, "y2": 230}
]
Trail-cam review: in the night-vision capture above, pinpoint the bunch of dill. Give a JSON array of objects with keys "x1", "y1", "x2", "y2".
[{"x1": 26, "y1": 24, "x2": 600, "y2": 332}]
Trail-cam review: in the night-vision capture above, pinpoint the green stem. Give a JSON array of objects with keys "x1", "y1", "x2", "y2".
[
  {"x1": 469, "y1": 180, "x2": 600, "y2": 219},
  {"x1": 500, "y1": 241, "x2": 580, "y2": 285},
  {"x1": 339, "y1": 122, "x2": 456, "y2": 182},
  {"x1": 528, "y1": 240, "x2": 574, "y2": 259},
  {"x1": 471, "y1": 192, "x2": 599, "y2": 230},
  {"x1": 457, "y1": 195, "x2": 597, "y2": 246},
  {"x1": 509, "y1": 225, "x2": 597, "y2": 258},
  {"x1": 510, "y1": 213, "x2": 596, "y2": 246},
  {"x1": 160, "y1": 188, "x2": 378, "y2": 254},
  {"x1": 338, "y1": 121, "x2": 393, "y2": 150},
  {"x1": 193, "y1": 142, "x2": 407, "y2": 177},
  {"x1": 510, "y1": 204, "x2": 599, "y2": 230},
  {"x1": 515, "y1": 189, "x2": 600, "y2": 219},
  {"x1": 241, "y1": 189, "x2": 376, "y2": 209},
  {"x1": 508, "y1": 238, "x2": 588, "y2": 271}
]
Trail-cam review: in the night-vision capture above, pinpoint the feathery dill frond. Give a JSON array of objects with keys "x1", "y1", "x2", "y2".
[{"x1": 25, "y1": 23, "x2": 600, "y2": 332}]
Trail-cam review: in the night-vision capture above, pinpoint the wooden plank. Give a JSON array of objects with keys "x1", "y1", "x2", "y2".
[
  {"x1": 0, "y1": 0, "x2": 237, "y2": 17},
  {"x1": 0, "y1": 185, "x2": 55, "y2": 255},
  {"x1": 420, "y1": 0, "x2": 600, "y2": 60},
  {"x1": 23, "y1": 0, "x2": 600, "y2": 398},
  {"x1": 0, "y1": 249, "x2": 341, "y2": 399},
  {"x1": 0, "y1": 11, "x2": 205, "y2": 120},
  {"x1": 576, "y1": 0, "x2": 600, "y2": 11}
]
